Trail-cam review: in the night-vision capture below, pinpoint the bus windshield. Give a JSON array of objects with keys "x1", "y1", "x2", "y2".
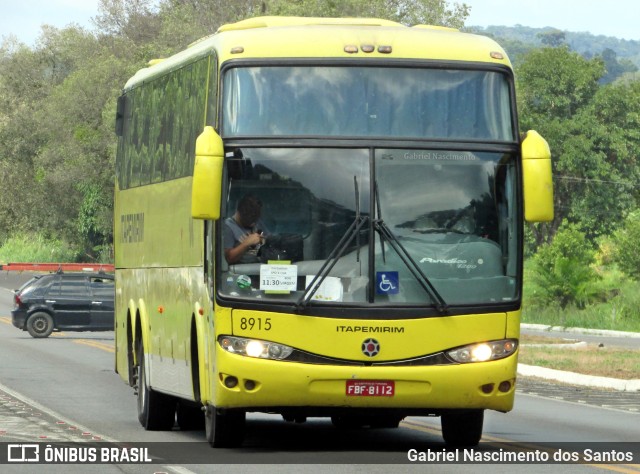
[
  {"x1": 223, "y1": 65, "x2": 514, "y2": 141},
  {"x1": 219, "y1": 148, "x2": 519, "y2": 308}
]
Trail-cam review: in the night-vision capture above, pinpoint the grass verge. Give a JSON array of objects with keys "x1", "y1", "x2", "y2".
[{"x1": 519, "y1": 334, "x2": 640, "y2": 379}]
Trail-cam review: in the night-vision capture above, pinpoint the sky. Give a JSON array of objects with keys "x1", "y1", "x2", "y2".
[
  {"x1": 1, "y1": 0, "x2": 639, "y2": 46},
  {"x1": 463, "y1": 0, "x2": 640, "y2": 41}
]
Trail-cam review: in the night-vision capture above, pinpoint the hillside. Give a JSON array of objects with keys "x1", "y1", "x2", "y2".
[{"x1": 469, "y1": 25, "x2": 640, "y2": 68}]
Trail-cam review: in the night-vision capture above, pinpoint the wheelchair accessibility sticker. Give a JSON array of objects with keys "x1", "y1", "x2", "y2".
[{"x1": 376, "y1": 271, "x2": 399, "y2": 295}]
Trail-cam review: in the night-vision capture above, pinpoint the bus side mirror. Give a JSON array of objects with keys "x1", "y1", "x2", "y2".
[
  {"x1": 192, "y1": 126, "x2": 224, "y2": 220},
  {"x1": 521, "y1": 130, "x2": 554, "y2": 222}
]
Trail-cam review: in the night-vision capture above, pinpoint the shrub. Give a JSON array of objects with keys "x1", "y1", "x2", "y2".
[
  {"x1": 527, "y1": 222, "x2": 600, "y2": 309},
  {"x1": 612, "y1": 210, "x2": 640, "y2": 280},
  {"x1": 0, "y1": 234, "x2": 80, "y2": 263}
]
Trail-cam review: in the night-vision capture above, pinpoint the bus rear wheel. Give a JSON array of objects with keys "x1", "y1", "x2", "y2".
[
  {"x1": 441, "y1": 409, "x2": 484, "y2": 446},
  {"x1": 205, "y1": 406, "x2": 245, "y2": 448},
  {"x1": 136, "y1": 344, "x2": 176, "y2": 430}
]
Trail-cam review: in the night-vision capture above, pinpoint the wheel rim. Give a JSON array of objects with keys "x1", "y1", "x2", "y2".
[{"x1": 32, "y1": 317, "x2": 48, "y2": 334}]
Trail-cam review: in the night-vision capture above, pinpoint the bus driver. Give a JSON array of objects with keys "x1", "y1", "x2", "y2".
[{"x1": 223, "y1": 194, "x2": 268, "y2": 264}]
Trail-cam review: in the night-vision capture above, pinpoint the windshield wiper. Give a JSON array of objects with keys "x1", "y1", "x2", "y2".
[
  {"x1": 296, "y1": 177, "x2": 366, "y2": 311},
  {"x1": 374, "y1": 182, "x2": 449, "y2": 314}
]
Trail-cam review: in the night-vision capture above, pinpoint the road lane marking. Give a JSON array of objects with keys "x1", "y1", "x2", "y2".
[
  {"x1": 165, "y1": 466, "x2": 200, "y2": 474},
  {"x1": 74, "y1": 339, "x2": 115, "y2": 353},
  {"x1": 0, "y1": 381, "x2": 117, "y2": 443}
]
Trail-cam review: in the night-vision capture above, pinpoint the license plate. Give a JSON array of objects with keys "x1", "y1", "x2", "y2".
[{"x1": 346, "y1": 380, "x2": 395, "y2": 397}]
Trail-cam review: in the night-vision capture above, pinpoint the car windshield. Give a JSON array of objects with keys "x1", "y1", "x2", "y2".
[{"x1": 218, "y1": 148, "x2": 519, "y2": 309}]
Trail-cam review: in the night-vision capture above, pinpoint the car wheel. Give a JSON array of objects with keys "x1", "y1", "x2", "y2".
[{"x1": 26, "y1": 312, "x2": 54, "y2": 338}]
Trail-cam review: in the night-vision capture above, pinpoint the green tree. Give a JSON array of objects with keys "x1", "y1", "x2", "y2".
[
  {"x1": 515, "y1": 46, "x2": 640, "y2": 245},
  {"x1": 517, "y1": 46, "x2": 604, "y2": 123},
  {"x1": 537, "y1": 28, "x2": 565, "y2": 47},
  {"x1": 612, "y1": 211, "x2": 640, "y2": 279}
]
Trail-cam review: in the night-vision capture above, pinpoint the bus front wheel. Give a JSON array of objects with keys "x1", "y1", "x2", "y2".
[
  {"x1": 136, "y1": 344, "x2": 176, "y2": 430},
  {"x1": 441, "y1": 410, "x2": 484, "y2": 446},
  {"x1": 205, "y1": 406, "x2": 245, "y2": 448}
]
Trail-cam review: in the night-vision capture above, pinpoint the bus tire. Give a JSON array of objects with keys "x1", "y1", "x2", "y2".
[
  {"x1": 441, "y1": 409, "x2": 484, "y2": 447},
  {"x1": 205, "y1": 406, "x2": 245, "y2": 448},
  {"x1": 177, "y1": 401, "x2": 205, "y2": 430},
  {"x1": 26, "y1": 312, "x2": 54, "y2": 338},
  {"x1": 136, "y1": 344, "x2": 176, "y2": 430}
]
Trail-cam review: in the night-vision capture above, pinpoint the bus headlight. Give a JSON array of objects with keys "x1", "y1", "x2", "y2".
[
  {"x1": 219, "y1": 336, "x2": 294, "y2": 360},
  {"x1": 446, "y1": 339, "x2": 518, "y2": 363}
]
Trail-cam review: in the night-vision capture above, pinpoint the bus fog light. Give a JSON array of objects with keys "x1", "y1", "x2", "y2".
[
  {"x1": 498, "y1": 380, "x2": 512, "y2": 392},
  {"x1": 481, "y1": 383, "x2": 494, "y2": 394},
  {"x1": 224, "y1": 376, "x2": 238, "y2": 388},
  {"x1": 244, "y1": 380, "x2": 256, "y2": 391}
]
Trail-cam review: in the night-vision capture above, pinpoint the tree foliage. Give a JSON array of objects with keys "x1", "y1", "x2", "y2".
[
  {"x1": 516, "y1": 46, "x2": 640, "y2": 246},
  {"x1": 612, "y1": 211, "x2": 640, "y2": 280},
  {"x1": 528, "y1": 222, "x2": 600, "y2": 309}
]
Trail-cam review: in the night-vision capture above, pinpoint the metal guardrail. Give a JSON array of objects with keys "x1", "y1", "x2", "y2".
[{"x1": 0, "y1": 263, "x2": 114, "y2": 272}]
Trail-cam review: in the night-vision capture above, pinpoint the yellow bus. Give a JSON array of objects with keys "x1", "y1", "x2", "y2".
[{"x1": 114, "y1": 16, "x2": 553, "y2": 447}]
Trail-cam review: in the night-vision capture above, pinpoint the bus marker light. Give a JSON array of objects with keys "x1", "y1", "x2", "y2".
[
  {"x1": 361, "y1": 44, "x2": 375, "y2": 53},
  {"x1": 344, "y1": 45, "x2": 359, "y2": 54},
  {"x1": 198, "y1": 308, "x2": 204, "y2": 316},
  {"x1": 377, "y1": 45, "x2": 392, "y2": 54},
  {"x1": 157, "y1": 306, "x2": 164, "y2": 314},
  {"x1": 490, "y1": 51, "x2": 504, "y2": 60},
  {"x1": 230, "y1": 47, "x2": 245, "y2": 54}
]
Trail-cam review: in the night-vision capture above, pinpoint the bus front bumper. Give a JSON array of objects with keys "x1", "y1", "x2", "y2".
[{"x1": 212, "y1": 349, "x2": 518, "y2": 415}]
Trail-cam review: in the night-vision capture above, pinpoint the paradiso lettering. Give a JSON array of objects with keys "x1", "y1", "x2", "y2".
[
  {"x1": 121, "y1": 213, "x2": 145, "y2": 243},
  {"x1": 420, "y1": 257, "x2": 478, "y2": 270},
  {"x1": 336, "y1": 326, "x2": 405, "y2": 333}
]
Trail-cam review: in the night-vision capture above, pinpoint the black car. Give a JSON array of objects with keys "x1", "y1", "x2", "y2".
[{"x1": 11, "y1": 271, "x2": 115, "y2": 338}]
